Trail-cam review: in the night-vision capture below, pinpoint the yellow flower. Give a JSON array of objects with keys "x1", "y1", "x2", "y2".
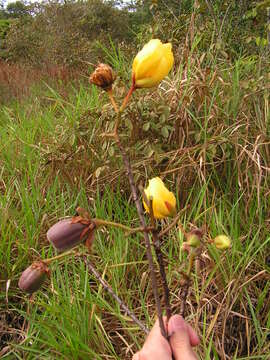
[
  {"x1": 213, "y1": 235, "x2": 231, "y2": 250},
  {"x1": 143, "y1": 177, "x2": 176, "y2": 219},
  {"x1": 132, "y1": 39, "x2": 174, "y2": 88}
]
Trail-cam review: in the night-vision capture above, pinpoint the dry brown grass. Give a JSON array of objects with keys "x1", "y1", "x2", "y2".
[{"x1": 0, "y1": 61, "x2": 81, "y2": 104}]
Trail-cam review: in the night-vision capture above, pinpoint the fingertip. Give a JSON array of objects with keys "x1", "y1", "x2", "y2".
[
  {"x1": 168, "y1": 315, "x2": 187, "y2": 334},
  {"x1": 187, "y1": 324, "x2": 200, "y2": 347},
  {"x1": 168, "y1": 315, "x2": 199, "y2": 347}
]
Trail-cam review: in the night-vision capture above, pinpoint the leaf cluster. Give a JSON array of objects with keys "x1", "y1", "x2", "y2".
[{"x1": 2, "y1": 0, "x2": 133, "y2": 66}]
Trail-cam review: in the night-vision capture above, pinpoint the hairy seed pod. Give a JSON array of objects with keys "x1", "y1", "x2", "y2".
[
  {"x1": 213, "y1": 235, "x2": 231, "y2": 250},
  {"x1": 186, "y1": 229, "x2": 203, "y2": 248},
  {"x1": 89, "y1": 63, "x2": 115, "y2": 91},
  {"x1": 47, "y1": 218, "x2": 90, "y2": 252},
  {"x1": 18, "y1": 261, "x2": 49, "y2": 294}
]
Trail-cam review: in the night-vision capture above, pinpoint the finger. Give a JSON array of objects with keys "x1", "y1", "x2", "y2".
[
  {"x1": 168, "y1": 315, "x2": 199, "y2": 346},
  {"x1": 140, "y1": 318, "x2": 171, "y2": 360},
  {"x1": 187, "y1": 323, "x2": 200, "y2": 347},
  {"x1": 168, "y1": 315, "x2": 198, "y2": 360},
  {"x1": 143, "y1": 317, "x2": 169, "y2": 350},
  {"x1": 132, "y1": 353, "x2": 139, "y2": 360}
]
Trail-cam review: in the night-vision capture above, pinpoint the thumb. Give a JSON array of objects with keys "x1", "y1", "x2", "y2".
[{"x1": 168, "y1": 315, "x2": 197, "y2": 360}]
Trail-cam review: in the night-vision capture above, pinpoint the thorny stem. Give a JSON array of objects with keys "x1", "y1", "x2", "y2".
[
  {"x1": 152, "y1": 232, "x2": 172, "y2": 319},
  {"x1": 152, "y1": 231, "x2": 172, "y2": 320},
  {"x1": 107, "y1": 86, "x2": 169, "y2": 339},
  {"x1": 142, "y1": 191, "x2": 172, "y2": 321},
  {"x1": 113, "y1": 113, "x2": 167, "y2": 339},
  {"x1": 179, "y1": 251, "x2": 196, "y2": 318},
  {"x1": 42, "y1": 246, "x2": 149, "y2": 334},
  {"x1": 84, "y1": 257, "x2": 149, "y2": 335}
]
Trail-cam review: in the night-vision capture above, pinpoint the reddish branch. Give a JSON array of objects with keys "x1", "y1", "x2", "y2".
[
  {"x1": 84, "y1": 257, "x2": 149, "y2": 335},
  {"x1": 152, "y1": 231, "x2": 172, "y2": 320},
  {"x1": 140, "y1": 188, "x2": 172, "y2": 321},
  {"x1": 114, "y1": 130, "x2": 168, "y2": 339}
]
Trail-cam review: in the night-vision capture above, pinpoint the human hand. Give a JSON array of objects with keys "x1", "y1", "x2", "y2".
[{"x1": 132, "y1": 315, "x2": 199, "y2": 360}]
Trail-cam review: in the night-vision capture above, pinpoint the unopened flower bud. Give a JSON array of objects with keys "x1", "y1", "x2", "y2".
[
  {"x1": 18, "y1": 261, "x2": 49, "y2": 294},
  {"x1": 89, "y1": 63, "x2": 115, "y2": 91},
  {"x1": 47, "y1": 218, "x2": 91, "y2": 252},
  {"x1": 213, "y1": 235, "x2": 231, "y2": 250},
  {"x1": 132, "y1": 39, "x2": 174, "y2": 88},
  {"x1": 181, "y1": 242, "x2": 191, "y2": 253},
  {"x1": 143, "y1": 177, "x2": 176, "y2": 219},
  {"x1": 186, "y1": 229, "x2": 202, "y2": 248}
]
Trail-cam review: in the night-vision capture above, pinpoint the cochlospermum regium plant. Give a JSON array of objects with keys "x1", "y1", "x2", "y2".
[{"x1": 19, "y1": 39, "x2": 232, "y2": 343}]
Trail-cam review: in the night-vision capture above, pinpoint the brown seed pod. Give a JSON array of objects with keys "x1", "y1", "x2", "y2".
[
  {"x1": 89, "y1": 63, "x2": 116, "y2": 91},
  {"x1": 18, "y1": 261, "x2": 49, "y2": 294},
  {"x1": 47, "y1": 218, "x2": 92, "y2": 252}
]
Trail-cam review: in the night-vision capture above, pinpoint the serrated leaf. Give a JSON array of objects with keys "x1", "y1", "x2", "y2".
[
  {"x1": 160, "y1": 114, "x2": 167, "y2": 123},
  {"x1": 143, "y1": 122, "x2": 150, "y2": 131},
  {"x1": 95, "y1": 167, "x2": 102, "y2": 178},
  {"x1": 102, "y1": 141, "x2": 107, "y2": 150},
  {"x1": 125, "y1": 118, "x2": 133, "y2": 130},
  {"x1": 69, "y1": 133, "x2": 75, "y2": 146},
  {"x1": 108, "y1": 146, "x2": 115, "y2": 157},
  {"x1": 161, "y1": 126, "x2": 169, "y2": 138}
]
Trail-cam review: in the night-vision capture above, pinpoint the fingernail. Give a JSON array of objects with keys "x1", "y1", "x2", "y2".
[{"x1": 169, "y1": 315, "x2": 186, "y2": 334}]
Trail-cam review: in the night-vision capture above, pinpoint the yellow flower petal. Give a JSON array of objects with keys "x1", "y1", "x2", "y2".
[
  {"x1": 143, "y1": 177, "x2": 176, "y2": 219},
  {"x1": 132, "y1": 39, "x2": 174, "y2": 88}
]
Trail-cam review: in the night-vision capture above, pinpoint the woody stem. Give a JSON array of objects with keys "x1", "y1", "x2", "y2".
[
  {"x1": 113, "y1": 120, "x2": 167, "y2": 339},
  {"x1": 141, "y1": 190, "x2": 172, "y2": 321},
  {"x1": 84, "y1": 257, "x2": 149, "y2": 334},
  {"x1": 180, "y1": 251, "x2": 196, "y2": 318}
]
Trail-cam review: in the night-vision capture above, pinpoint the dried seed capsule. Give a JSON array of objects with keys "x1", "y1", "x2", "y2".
[
  {"x1": 18, "y1": 261, "x2": 49, "y2": 294},
  {"x1": 89, "y1": 63, "x2": 115, "y2": 91},
  {"x1": 47, "y1": 218, "x2": 90, "y2": 252}
]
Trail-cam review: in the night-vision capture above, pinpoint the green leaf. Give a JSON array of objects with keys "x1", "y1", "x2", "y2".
[
  {"x1": 161, "y1": 126, "x2": 169, "y2": 138},
  {"x1": 108, "y1": 146, "x2": 114, "y2": 157},
  {"x1": 143, "y1": 122, "x2": 150, "y2": 131},
  {"x1": 69, "y1": 133, "x2": 75, "y2": 146}
]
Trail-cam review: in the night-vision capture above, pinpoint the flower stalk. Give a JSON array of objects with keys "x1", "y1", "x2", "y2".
[
  {"x1": 112, "y1": 108, "x2": 167, "y2": 339},
  {"x1": 43, "y1": 249, "x2": 76, "y2": 264},
  {"x1": 84, "y1": 257, "x2": 149, "y2": 335},
  {"x1": 107, "y1": 89, "x2": 119, "y2": 113},
  {"x1": 140, "y1": 187, "x2": 172, "y2": 320}
]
